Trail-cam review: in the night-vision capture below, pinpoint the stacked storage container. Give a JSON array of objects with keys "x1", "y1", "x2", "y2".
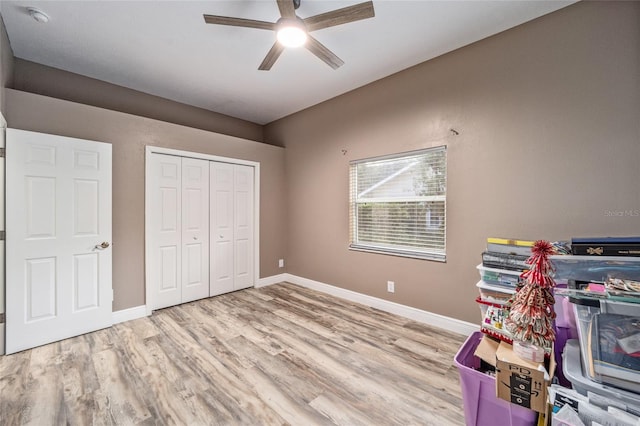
[
  {"x1": 451, "y1": 239, "x2": 542, "y2": 426},
  {"x1": 552, "y1": 255, "x2": 640, "y2": 421},
  {"x1": 476, "y1": 238, "x2": 533, "y2": 343},
  {"x1": 476, "y1": 265, "x2": 519, "y2": 342},
  {"x1": 452, "y1": 239, "x2": 542, "y2": 426}
]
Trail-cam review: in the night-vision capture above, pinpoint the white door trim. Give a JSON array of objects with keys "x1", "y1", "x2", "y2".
[
  {"x1": 144, "y1": 146, "x2": 261, "y2": 315},
  {"x1": 0, "y1": 113, "x2": 6, "y2": 355}
]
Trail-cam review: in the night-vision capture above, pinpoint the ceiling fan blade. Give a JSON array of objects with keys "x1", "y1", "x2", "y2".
[
  {"x1": 277, "y1": 0, "x2": 296, "y2": 19},
  {"x1": 304, "y1": 1, "x2": 374, "y2": 32},
  {"x1": 306, "y1": 36, "x2": 344, "y2": 70},
  {"x1": 203, "y1": 14, "x2": 276, "y2": 30},
  {"x1": 259, "y1": 42, "x2": 286, "y2": 71}
]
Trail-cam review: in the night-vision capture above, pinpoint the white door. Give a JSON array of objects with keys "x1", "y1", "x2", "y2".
[
  {"x1": 149, "y1": 154, "x2": 182, "y2": 310},
  {"x1": 181, "y1": 158, "x2": 210, "y2": 303},
  {"x1": 149, "y1": 154, "x2": 210, "y2": 309},
  {"x1": 234, "y1": 165, "x2": 254, "y2": 290},
  {"x1": 6, "y1": 129, "x2": 112, "y2": 354},
  {"x1": 210, "y1": 162, "x2": 235, "y2": 296},
  {"x1": 210, "y1": 163, "x2": 254, "y2": 296}
]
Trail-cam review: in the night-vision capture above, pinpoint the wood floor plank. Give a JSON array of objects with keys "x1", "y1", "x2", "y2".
[
  {"x1": 0, "y1": 283, "x2": 467, "y2": 425},
  {"x1": 58, "y1": 336, "x2": 107, "y2": 426},
  {"x1": 309, "y1": 392, "x2": 375, "y2": 426},
  {"x1": 91, "y1": 349, "x2": 153, "y2": 425},
  {"x1": 245, "y1": 314, "x2": 452, "y2": 424},
  {"x1": 148, "y1": 310, "x2": 288, "y2": 425},
  {"x1": 11, "y1": 343, "x2": 67, "y2": 426}
]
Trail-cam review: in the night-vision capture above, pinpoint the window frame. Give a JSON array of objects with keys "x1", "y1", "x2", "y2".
[{"x1": 349, "y1": 146, "x2": 447, "y2": 262}]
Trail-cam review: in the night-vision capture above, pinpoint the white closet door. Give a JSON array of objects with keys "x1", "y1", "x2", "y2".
[
  {"x1": 149, "y1": 154, "x2": 182, "y2": 310},
  {"x1": 181, "y1": 158, "x2": 210, "y2": 303},
  {"x1": 234, "y1": 165, "x2": 254, "y2": 290},
  {"x1": 6, "y1": 129, "x2": 112, "y2": 354},
  {"x1": 210, "y1": 162, "x2": 235, "y2": 296}
]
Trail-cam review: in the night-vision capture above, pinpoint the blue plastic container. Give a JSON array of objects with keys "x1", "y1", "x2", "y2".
[{"x1": 454, "y1": 332, "x2": 538, "y2": 426}]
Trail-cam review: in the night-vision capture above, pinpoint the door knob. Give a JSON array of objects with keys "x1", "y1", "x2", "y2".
[{"x1": 95, "y1": 241, "x2": 110, "y2": 249}]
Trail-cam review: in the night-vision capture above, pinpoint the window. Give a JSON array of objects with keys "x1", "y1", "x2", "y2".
[{"x1": 349, "y1": 146, "x2": 447, "y2": 261}]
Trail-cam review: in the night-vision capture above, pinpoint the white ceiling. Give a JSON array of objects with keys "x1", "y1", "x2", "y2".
[{"x1": 1, "y1": 0, "x2": 575, "y2": 125}]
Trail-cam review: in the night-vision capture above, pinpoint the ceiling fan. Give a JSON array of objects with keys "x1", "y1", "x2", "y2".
[{"x1": 203, "y1": 0, "x2": 375, "y2": 70}]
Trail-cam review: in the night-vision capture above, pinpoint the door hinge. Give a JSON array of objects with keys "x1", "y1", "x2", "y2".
[
  {"x1": 0, "y1": 313, "x2": 5, "y2": 324},
  {"x1": 0, "y1": 147, "x2": 5, "y2": 157},
  {"x1": 0, "y1": 230, "x2": 5, "y2": 241}
]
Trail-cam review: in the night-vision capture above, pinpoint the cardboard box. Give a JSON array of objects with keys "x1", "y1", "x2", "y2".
[
  {"x1": 473, "y1": 335, "x2": 499, "y2": 367},
  {"x1": 495, "y1": 341, "x2": 556, "y2": 414}
]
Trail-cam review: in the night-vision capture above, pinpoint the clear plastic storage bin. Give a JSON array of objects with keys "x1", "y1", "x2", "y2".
[
  {"x1": 476, "y1": 264, "x2": 521, "y2": 288},
  {"x1": 563, "y1": 339, "x2": 640, "y2": 413},
  {"x1": 568, "y1": 297, "x2": 640, "y2": 393},
  {"x1": 476, "y1": 280, "x2": 515, "y2": 305},
  {"x1": 551, "y1": 255, "x2": 640, "y2": 282}
]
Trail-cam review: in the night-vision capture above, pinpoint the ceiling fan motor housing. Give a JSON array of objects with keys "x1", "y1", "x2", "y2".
[
  {"x1": 276, "y1": 18, "x2": 308, "y2": 48},
  {"x1": 276, "y1": 16, "x2": 307, "y2": 31}
]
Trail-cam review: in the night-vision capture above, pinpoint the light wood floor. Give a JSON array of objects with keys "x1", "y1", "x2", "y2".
[{"x1": 0, "y1": 282, "x2": 467, "y2": 425}]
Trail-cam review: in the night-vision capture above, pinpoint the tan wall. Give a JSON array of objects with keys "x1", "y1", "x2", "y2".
[
  {"x1": 12, "y1": 59, "x2": 265, "y2": 144},
  {"x1": 265, "y1": 1, "x2": 640, "y2": 324},
  {"x1": 0, "y1": 13, "x2": 14, "y2": 115},
  {"x1": 6, "y1": 89, "x2": 287, "y2": 311}
]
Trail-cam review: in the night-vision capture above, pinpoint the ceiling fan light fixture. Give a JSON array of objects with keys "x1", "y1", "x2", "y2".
[{"x1": 276, "y1": 22, "x2": 307, "y2": 48}]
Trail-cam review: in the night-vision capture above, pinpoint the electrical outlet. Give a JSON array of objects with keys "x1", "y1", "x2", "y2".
[
  {"x1": 278, "y1": 259, "x2": 284, "y2": 268},
  {"x1": 387, "y1": 281, "x2": 395, "y2": 293}
]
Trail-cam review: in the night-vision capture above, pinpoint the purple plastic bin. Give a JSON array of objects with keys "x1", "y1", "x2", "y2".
[
  {"x1": 454, "y1": 332, "x2": 538, "y2": 426},
  {"x1": 554, "y1": 284, "x2": 578, "y2": 331}
]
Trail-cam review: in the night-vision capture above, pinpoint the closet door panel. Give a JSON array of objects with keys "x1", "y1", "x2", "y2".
[
  {"x1": 210, "y1": 162, "x2": 235, "y2": 296},
  {"x1": 234, "y1": 165, "x2": 254, "y2": 290},
  {"x1": 149, "y1": 154, "x2": 182, "y2": 310},
  {"x1": 181, "y1": 158, "x2": 210, "y2": 303}
]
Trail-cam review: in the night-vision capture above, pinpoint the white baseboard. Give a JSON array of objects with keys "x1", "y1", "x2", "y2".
[
  {"x1": 113, "y1": 305, "x2": 148, "y2": 325},
  {"x1": 258, "y1": 273, "x2": 478, "y2": 337},
  {"x1": 0, "y1": 324, "x2": 4, "y2": 355},
  {"x1": 256, "y1": 273, "x2": 288, "y2": 288}
]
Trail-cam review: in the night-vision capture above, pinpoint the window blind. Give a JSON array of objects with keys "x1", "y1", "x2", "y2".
[{"x1": 349, "y1": 146, "x2": 446, "y2": 261}]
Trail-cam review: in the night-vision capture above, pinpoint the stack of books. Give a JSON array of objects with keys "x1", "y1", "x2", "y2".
[
  {"x1": 476, "y1": 237, "x2": 533, "y2": 344},
  {"x1": 571, "y1": 236, "x2": 640, "y2": 257}
]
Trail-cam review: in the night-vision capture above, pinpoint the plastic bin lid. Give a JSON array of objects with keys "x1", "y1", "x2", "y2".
[{"x1": 568, "y1": 296, "x2": 600, "y2": 307}]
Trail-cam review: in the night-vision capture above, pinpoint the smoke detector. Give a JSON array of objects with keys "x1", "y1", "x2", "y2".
[{"x1": 27, "y1": 7, "x2": 50, "y2": 23}]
